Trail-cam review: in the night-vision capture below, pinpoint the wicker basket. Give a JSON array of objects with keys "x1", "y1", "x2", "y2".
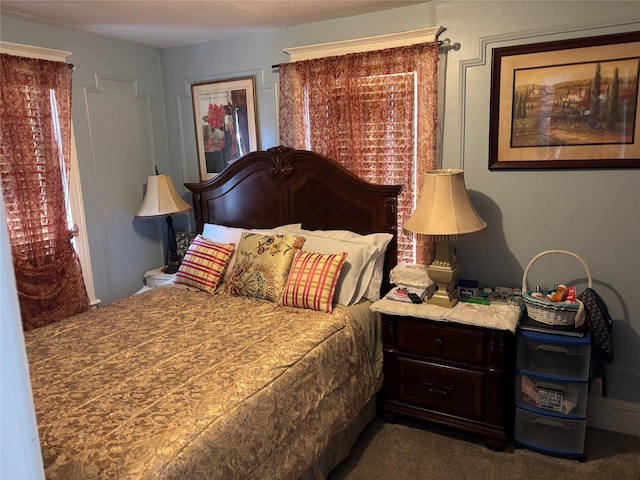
[{"x1": 521, "y1": 250, "x2": 592, "y2": 326}]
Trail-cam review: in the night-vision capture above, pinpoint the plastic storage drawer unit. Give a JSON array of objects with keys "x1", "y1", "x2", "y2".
[
  {"x1": 516, "y1": 330, "x2": 591, "y2": 381},
  {"x1": 516, "y1": 371, "x2": 588, "y2": 418},
  {"x1": 515, "y1": 407, "x2": 587, "y2": 459}
]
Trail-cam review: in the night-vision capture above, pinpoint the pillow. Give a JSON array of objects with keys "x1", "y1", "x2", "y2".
[
  {"x1": 279, "y1": 232, "x2": 377, "y2": 306},
  {"x1": 280, "y1": 250, "x2": 348, "y2": 313},
  {"x1": 202, "y1": 223, "x2": 302, "y2": 283},
  {"x1": 175, "y1": 231, "x2": 197, "y2": 259},
  {"x1": 224, "y1": 232, "x2": 305, "y2": 302},
  {"x1": 278, "y1": 226, "x2": 393, "y2": 302},
  {"x1": 174, "y1": 235, "x2": 235, "y2": 293}
]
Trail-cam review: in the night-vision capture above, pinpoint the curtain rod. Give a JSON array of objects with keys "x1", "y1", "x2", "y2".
[{"x1": 270, "y1": 38, "x2": 460, "y2": 69}]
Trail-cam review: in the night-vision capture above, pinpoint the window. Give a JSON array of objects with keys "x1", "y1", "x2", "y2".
[
  {"x1": 279, "y1": 30, "x2": 440, "y2": 265},
  {"x1": 0, "y1": 41, "x2": 98, "y2": 306}
]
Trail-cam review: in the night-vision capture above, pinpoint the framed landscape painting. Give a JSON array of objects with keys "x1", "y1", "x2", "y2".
[
  {"x1": 489, "y1": 32, "x2": 640, "y2": 169},
  {"x1": 192, "y1": 77, "x2": 259, "y2": 180}
]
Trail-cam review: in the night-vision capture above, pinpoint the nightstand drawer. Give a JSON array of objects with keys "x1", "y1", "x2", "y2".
[
  {"x1": 397, "y1": 357, "x2": 484, "y2": 420},
  {"x1": 396, "y1": 317, "x2": 485, "y2": 365}
]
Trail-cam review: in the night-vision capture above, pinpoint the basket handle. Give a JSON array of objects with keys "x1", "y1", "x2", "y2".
[{"x1": 522, "y1": 249, "x2": 592, "y2": 293}]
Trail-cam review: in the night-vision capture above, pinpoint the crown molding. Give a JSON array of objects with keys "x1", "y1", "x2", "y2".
[{"x1": 0, "y1": 41, "x2": 71, "y2": 61}]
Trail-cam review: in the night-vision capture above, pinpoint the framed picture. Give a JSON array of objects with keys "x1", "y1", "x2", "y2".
[
  {"x1": 489, "y1": 32, "x2": 640, "y2": 169},
  {"x1": 192, "y1": 76, "x2": 259, "y2": 180}
]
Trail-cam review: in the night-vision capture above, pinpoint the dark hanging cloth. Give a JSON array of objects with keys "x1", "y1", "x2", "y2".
[{"x1": 578, "y1": 287, "x2": 614, "y2": 395}]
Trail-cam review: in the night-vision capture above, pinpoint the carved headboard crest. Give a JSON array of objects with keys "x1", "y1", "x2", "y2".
[{"x1": 266, "y1": 145, "x2": 296, "y2": 180}]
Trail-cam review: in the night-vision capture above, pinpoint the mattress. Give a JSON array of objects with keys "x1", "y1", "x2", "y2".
[{"x1": 24, "y1": 285, "x2": 382, "y2": 479}]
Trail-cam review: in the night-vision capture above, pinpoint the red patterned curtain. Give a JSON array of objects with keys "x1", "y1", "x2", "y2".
[
  {"x1": 0, "y1": 54, "x2": 90, "y2": 330},
  {"x1": 279, "y1": 43, "x2": 438, "y2": 265}
]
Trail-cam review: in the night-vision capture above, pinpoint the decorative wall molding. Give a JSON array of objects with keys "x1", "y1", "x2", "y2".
[
  {"x1": 178, "y1": 69, "x2": 276, "y2": 185},
  {"x1": 84, "y1": 73, "x2": 157, "y2": 302},
  {"x1": 457, "y1": 18, "x2": 640, "y2": 169}
]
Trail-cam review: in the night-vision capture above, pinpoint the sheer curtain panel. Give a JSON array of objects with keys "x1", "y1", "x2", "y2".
[
  {"x1": 279, "y1": 43, "x2": 439, "y2": 264},
  {"x1": 0, "y1": 54, "x2": 90, "y2": 330}
]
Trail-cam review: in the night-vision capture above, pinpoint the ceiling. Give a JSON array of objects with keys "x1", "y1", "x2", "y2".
[{"x1": 1, "y1": 1, "x2": 425, "y2": 49}]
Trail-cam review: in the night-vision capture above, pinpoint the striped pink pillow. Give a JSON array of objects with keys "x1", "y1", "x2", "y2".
[
  {"x1": 280, "y1": 250, "x2": 348, "y2": 313},
  {"x1": 175, "y1": 235, "x2": 235, "y2": 293}
]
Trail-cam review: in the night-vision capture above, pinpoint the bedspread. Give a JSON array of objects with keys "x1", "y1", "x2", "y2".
[{"x1": 24, "y1": 286, "x2": 380, "y2": 479}]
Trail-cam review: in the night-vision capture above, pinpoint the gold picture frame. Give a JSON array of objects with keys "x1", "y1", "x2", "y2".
[
  {"x1": 192, "y1": 76, "x2": 259, "y2": 180},
  {"x1": 489, "y1": 32, "x2": 640, "y2": 169}
]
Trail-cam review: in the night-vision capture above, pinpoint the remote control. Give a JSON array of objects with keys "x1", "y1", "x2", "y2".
[{"x1": 407, "y1": 292, "x2": 423, "y2": 304}]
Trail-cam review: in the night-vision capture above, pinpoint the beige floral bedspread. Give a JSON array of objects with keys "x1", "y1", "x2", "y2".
[{"x1": 24, "y1": 286, "x2": 381, "y2": 480}]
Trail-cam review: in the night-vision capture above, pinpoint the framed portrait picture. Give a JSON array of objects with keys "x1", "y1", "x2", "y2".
[
  {"x1": 192, "y1": 76, "x2": 259, "y2": 180},
  {"x1": 489, "y1": 32, "x2": 640, "y2": 169}
]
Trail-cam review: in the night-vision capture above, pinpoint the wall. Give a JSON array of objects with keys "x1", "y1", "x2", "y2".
[
  {"x1": 0, "y1": 14, "x2": 173, "y2": 305},
  {"x1": 159, "y1": 1, "x2": 640, "y2": 426},
  {"x1": 0, "y1": 195, "x2": 44, "y2": 479},
  {"x1": 435, "y1": 0, "x2": 640, "y2": 433},
  {"x1": 1, "y1": 1, "x2": 638, "y2": 432}
]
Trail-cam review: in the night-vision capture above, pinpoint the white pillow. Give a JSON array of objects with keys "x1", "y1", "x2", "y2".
[
  {"x1": 279, "y1": 226, "x2": 392, "y2": 302},
  {"x1": 201, "y1": 223, "x2": 302, "y2": 283},
  {"x1": 290, "y1": 233, "x2": 378, "y2": 306}
]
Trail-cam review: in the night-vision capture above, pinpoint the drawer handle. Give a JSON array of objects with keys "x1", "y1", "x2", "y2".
[
  {"x1": 422, "y1": 380, "x2": 454, "y2": 396},
  {"x1": 532, "y1": 417, "x2": 565, "y2": 428},
  {"x1": 434, "y1": 337, "x2": 443, "y2": 346},
  {"x1": 536, "y1": 345, "x2": 569, "y2": 355}
]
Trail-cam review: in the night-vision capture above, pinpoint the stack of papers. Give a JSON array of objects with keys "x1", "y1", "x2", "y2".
[{"x1": 385, "y1": 285, "x2": 429, "y2": 303}]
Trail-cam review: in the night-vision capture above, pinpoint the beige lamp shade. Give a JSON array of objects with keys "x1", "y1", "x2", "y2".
[
  {"x1": 135, "y1": 174, "x2": 191, "y2": 219},
  {"x1": 404, "y1": 169, "x2": 486, "y2": 240}
]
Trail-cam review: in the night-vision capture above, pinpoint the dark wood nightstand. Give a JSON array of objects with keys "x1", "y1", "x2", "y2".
[{"x1": 382, "y1": 312, "x2": 515, "y2": 450}]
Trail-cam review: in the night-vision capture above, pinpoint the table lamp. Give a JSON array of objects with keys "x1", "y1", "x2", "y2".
[
  {"x1": 135, "y1": 170, "x2": 191, "y2": 274},
  {"x1": 404, "y1": 169, "x2": 486, "y2": 308}
]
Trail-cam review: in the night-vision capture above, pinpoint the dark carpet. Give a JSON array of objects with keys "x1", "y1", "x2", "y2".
[{"x1": 329, "y1": 414, "x2": 640, "y2": 480}]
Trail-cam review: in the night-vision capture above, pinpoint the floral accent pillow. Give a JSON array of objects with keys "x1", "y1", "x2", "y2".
[
  {"x1": 174, "y1": 235, "x2": 235, "y2": 293},
  {"x1": 175, "y1": 231, "x2": 197, "y2": 260},
  {"x1": 224, "y1": 232, "x2": 305, "y2": 302},
  {"x1": 280, "y1": 250, "x2": 348, "y2": 313}
]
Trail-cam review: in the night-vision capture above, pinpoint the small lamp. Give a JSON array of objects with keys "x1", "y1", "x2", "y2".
[
  {"x1": 135, "y1": 169, "x2": 191, "y2": 274},
  {"x1": 404, "y1": 169, "x2": 486, "y2": 308}
]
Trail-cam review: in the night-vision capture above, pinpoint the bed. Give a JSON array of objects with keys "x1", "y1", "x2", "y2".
[{"x1": 24, "y1": 146, "x2": 403, "y2": 480}]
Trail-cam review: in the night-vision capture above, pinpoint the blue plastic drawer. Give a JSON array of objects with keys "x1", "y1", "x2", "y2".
[
  {"x1": 517, "y1": 330, "x2": 591, "y2": 381},
  {"x1": 516, "y1": 371, "x2": 588, "y2": 418},
  {"x1": 515, "y1": 407, "x2": 586, "y2": 456}
]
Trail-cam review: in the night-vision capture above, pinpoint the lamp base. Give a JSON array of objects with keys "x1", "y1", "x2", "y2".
[
  {"x1": 165, "y1": 215, "x2": 181, "y2": 274},
  {"x1": 426, "y1": 241, "x2": 459, "y2": 308},
  {"x1": 163, "y1": 262, "x2": 180, "y2": 275}
]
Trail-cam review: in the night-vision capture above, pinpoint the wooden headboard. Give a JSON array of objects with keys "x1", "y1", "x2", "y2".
[{"x1": 185, "y1": 146, "x2": 403, "y2": 293}]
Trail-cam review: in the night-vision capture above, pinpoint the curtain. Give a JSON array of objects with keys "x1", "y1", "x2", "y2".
[
  {"x1": 279, "y1": 43, "x2": 438, "y2": 265},
  {"x1": 0, "y1": 54, "x2": 90, "y2": 330}
]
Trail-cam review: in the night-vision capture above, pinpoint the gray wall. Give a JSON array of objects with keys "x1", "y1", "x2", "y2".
[{"x1": 1, "y1": 1, "x2": 639, "y2": 409}]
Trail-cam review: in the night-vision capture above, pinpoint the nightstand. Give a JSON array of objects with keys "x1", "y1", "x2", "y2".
[
  {"x1": 379, "y1": 304, "x2": 517, "y2": 450},
  {"x1": 134, "y1": 267, "x2": 177, "y2": 295},
  {"x1": 144, "y1": 266, "x2": 176, "y2": 288}
]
